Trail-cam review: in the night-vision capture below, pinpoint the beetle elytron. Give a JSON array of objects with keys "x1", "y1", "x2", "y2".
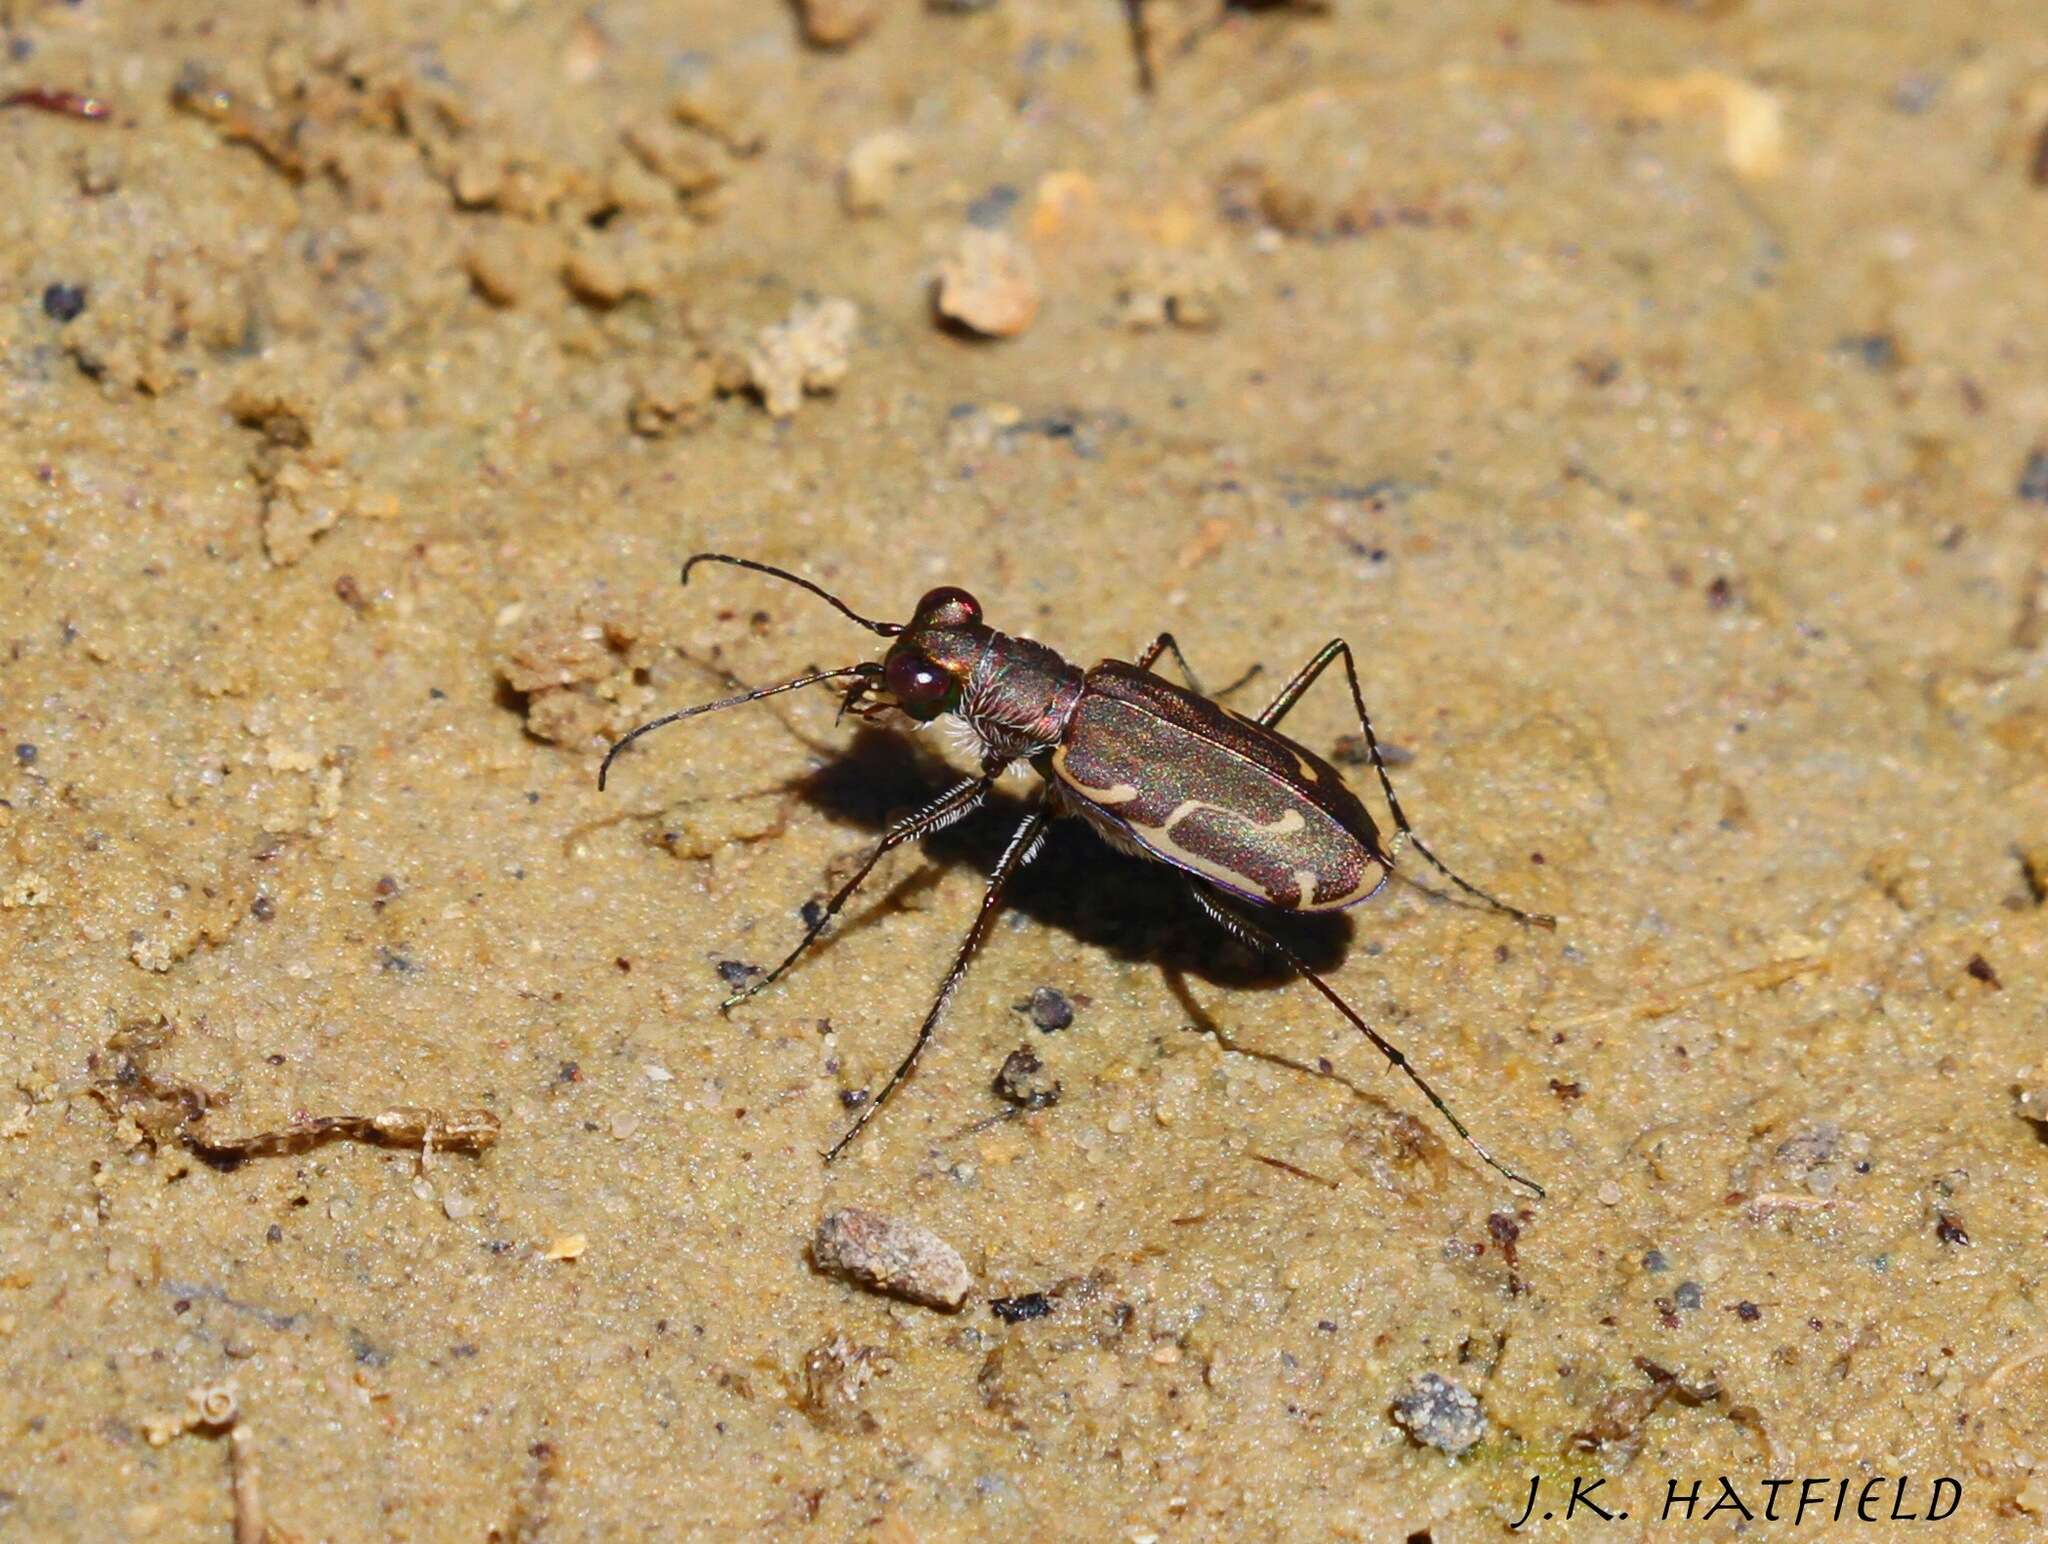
[{"x1": 600, "y1": 554, "x2": 1556, "y2": 1193}]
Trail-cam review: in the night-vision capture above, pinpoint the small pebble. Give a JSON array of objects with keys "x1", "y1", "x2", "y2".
[
  {"x1": 40, "y1": 283, "x2": 86, "y2": 323},
  {"x1": 1390, "y1": 1372, "x2": 1485, "y2": 1456},
  {"x1": 1642, "y1": 1249, "x2": 1668, "y2": 1273},
  {"x1": 842, "y1": 127, "x2": 915, "y2": 215},
  {"x1": 989, "y1": 1293, "x2": 1053, "y2": 1323},
  {"x1": 965, "y1": 183, "x2": 1019, "y2": 228},
  {"x1": 717, "y1": 959, "x2": 763, "y2": 988},
  {"x1": 992, "y1": 1046, "x2": 1060, "y2": 1110},
  {"x1": 797, "y1": 0, "x2": 881, "y2": 48},
  {"x1": 1016, "y1": 986, "x2": 1073, "y2": 1032},
  {"x1": 2019, "y1": 449, "x2": 2048, "y2": 506},
  {"x1": 14, "y1": 743, "x2": 37, "y2": 765},
  {"x1": 1675, "y1": 1280, "x2": 1703, "y2": 1310},
  {"x1": 935, "y1": 228, "x2": 1040, "y2": 339},
  {"x1": 1596, "y1": 1180, "x2": 1624, "y2": 1206},
  {"x1": 812, "y1": 1207, "x2": 973, "y2": 1312}
]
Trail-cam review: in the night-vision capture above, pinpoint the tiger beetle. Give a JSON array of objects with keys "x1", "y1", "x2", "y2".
[{"x1": 600, "y1": 554, "x2": 1557, "y2": 1194}]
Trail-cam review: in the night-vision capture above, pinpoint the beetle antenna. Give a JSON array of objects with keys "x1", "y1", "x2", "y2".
[
  {"x1": 598, "y1": 665, "x2": 879, "y2": 790},
  {"x1": 682, "y1": 553, "x2": 904, "y2": 637}
]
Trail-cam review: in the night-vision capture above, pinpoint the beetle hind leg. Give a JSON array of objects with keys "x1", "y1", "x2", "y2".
[
  {"x1": 1183, "y1": 881, "x2": 1545, "y2": 1197},
  {"x1": 1133, "y1": 631, "x2": 1263, "y2": 701},
  {"x1": 1257, "y1": 639, "x2": 1555, "y2": 930}
]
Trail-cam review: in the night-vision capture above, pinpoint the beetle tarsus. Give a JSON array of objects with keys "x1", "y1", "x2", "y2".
[
  {"x1": 824, "y1": 803, "x2": 1049, "y2": 1163},
  {"x1": 1258, "y1": 637, "x2": 1553, "y2": 929},
  {"x1": 1185, "y1": 881, "x2": 1545, "y2": 1197}
]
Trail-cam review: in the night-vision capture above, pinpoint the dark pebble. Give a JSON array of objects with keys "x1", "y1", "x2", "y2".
[
  {"x1": 801, "y1": 899, "x2": 827, "y2": 929},
  {"x1": 989, "y1": 1293, "x2": 1052, "y2": 1323},
  {"x1": 250, "y1": 895, "x2": 276, "y2": 921},
  {"x1": 1675, "y1": 1280, "x2": 1702, "y2": 1310},
  {"x1": 1834, "y1": 332, "x2": 1898, "y2": 370},
  {"x1": 1016, "y1": 986, "x2": 1073, "y2": 1032},
  {"x1": 717, "y1": 959, "x2": 762, "y2": 988},
  {"x1": 2019, "y1": 449, "x2": 2048, "y2": 506},
  {"x1": 992, "y1": 1046, "x2": 1060, "y2": 1110},
  {"x1": 1390, "y1": 1372, "x2": 1485, "y2": 1456},
  {"x1": 1642, "y1": 1249, "x2": 1669, "y2": 1274},
  {"x1": 13, "y1": 743, "x2": 36, "y2": 765},
  {"x1": 40, "y1": 283, "x2": 86, "y2": 323},
  {"x1": 965, "y1": 183, "x2": 1020, "y2": 228}
]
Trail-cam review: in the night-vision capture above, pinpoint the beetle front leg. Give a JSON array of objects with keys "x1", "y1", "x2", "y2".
[
  {"x1": 722, "y1": 773, "x2": 995, "y2": 1011},
  {"x1": 1182, "y1": 881, "x2": 1544, "y2": 1196},
  {"x1": 1256, "y1": 639, "x2": 1555, "y2": 930},
  {"x1": 824, "y1": 802, "x2": 1051, "y2": 1161},
  {"x1": 1133, "y1": 632, "x2": 1263, "y2": 701}
]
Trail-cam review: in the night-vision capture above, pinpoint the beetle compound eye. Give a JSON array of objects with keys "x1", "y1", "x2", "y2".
[
  {"x1": 915, "y1": 586, "x2": 981, "y2": 627},
  {"x1": 885, "y1": 647, "x2": 952, "y2": 710}
]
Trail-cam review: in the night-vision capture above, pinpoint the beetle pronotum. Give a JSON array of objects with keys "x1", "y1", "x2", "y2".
[{"x1": 602, "y1": 554, "x2": 1556, "y2": 1193}]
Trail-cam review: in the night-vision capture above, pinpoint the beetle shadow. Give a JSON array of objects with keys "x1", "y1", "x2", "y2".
[{"x1": 791, "y1": 727, "x2": 1355, "y2": 986}]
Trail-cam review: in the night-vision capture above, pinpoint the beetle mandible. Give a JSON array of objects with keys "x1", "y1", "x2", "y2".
[{"x1": 600, "y1": 553, "x2": 1556, "y2": 1193}]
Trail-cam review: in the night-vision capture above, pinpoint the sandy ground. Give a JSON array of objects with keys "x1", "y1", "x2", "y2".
[{"x1": 4, "y1": 0, "x2": 2048, "y2": 1538}]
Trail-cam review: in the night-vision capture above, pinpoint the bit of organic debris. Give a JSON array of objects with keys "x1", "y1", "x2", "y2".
[
  {"x1": 1390, "y1": 1372, "x2": 1485, "y2": 1456},
  {"x1": 811, "y1": 1207, "x2": 974, "y2": 1311},
  {"x1": 1935, "y1": 1212, "x2": 1971, "y2": 1247},
  {"x1": 3, "y1": 86, "x2": 113, "y2": 120},
  {"x1": 185, "y1": 1106, "x2": 499, "y2": 1161},
  {"x1": 1250, "y1": 1152, "x2": 1339, "y2": 1189},
  {"x1": 989, "y1": 1293, "x2": 1054, "y2": 1324},
  {"x1": 1014, "y1": 986, "x2": 1074, "y2": 1032},
  {"x1": 170, "y1": 64, "x2": 307, "y2": 181},
  {"x1": 795, "y1": 1337, "x2": 890, "y2": 1431},
  {"x1": 142, "y1": 1383, "x2": 266, "y2": 1544},
  {"x1": 992, "y1": 1047, "x2": 1060, "y2": 1110},
  {"x1": 1568, "y1": 1358, "x2": 1721, "y2": 1462},
  {"x1": 935, "y1": 228, "x2": 1040, "y2": 338},
  {"x1": 1541, "y1": 951, "x2": 1827, "y2": 1031},
  {"x1": 89, "y1": 1023, "x2": 498, "y2": 1166},
  {"x1": 1487, "y1": 1210, "x2": 1527, "y2": 1296},
  {"x1": 1331, "y1": 733, "x2": 1413, "y2": 768}
]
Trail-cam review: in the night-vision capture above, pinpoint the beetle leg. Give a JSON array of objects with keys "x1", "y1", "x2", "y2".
[
  {"x1": 1134, "y1": 632, "x2": 1264, "y2": 701},
  {"x1": 1256, "y1": 639, "x2": 1556, "y2": 930},
  {"x1": 824, "y1": 802, "x2": 1052, "y2": 1162},
  {"x1": 722, "y1": 773, "x2": 996, "y2": 1011},
  {"x1": 1183, "y1": 881, "x2": 1544, "y2": 1197}
]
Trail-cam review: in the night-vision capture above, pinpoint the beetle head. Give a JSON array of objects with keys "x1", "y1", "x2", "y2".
[{"x1": 860, "y1": 586, "x2": 985, "y2": 723}]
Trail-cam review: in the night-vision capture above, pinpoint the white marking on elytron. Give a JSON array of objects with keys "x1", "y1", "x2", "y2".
[
  {"x1": 1157, "y1": 799, "x2": 1304, "y2": 839},
  {"x1": 1123, "y1": 798, "x2": 1317, "y2": 905},
  {"x1": 1294, "y1": 869, "x2": 1320, "y2": 906},
  {"x1": 1049, "y1": 744, "x2": 1140, "y2": 803},
  {"x1": 1124, "y1": 817, "x2": 1277, "y2": 899},
  {"x1": 1308, "y1": 863, "x2": 1390, "y2": 911}
]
